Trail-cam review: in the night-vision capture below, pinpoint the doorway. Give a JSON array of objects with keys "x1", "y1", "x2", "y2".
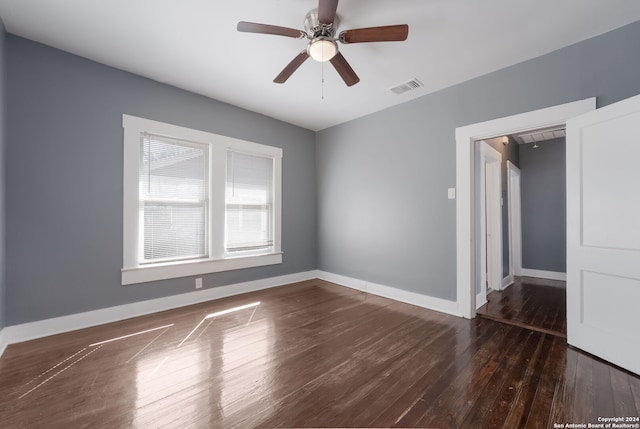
[
  {"x1": 454, "y1": 98, "x2": 596, "y2": 319},
  {"x1": 475, "y1": 132, "x2": 567, "y2": 337}
]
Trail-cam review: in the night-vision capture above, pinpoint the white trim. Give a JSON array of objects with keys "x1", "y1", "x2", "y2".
[
  {"x1": 122, "y1": 252, "x2": 283, "y2": 285},
  {"x1": 122, "y1": 115, "x2": 282, "y2": 158},
  {"x1": 455, "y1": 98, "x2": 596, "y2": 319},
  {"x1": 316, "y1": 271, "x2": 460, "y2": 317},
  {"x1": 521, "y1": 269, "x2": 567, "y2": 281},
  {"x1": 0, "y1": 270, "x2": 316, "y2": 351},
  {"x1": 502, "y1": 275, "x2": 514, "y2": 289},
  {"x1": 0, "y1": 328, "x2": 8, "y2": 359},
  {"x1": 122, "y1": 114, "x2": 283, "y2": 285},
  {"x1": 506, "y1": 161, "x2": 522, "y2": 277}
]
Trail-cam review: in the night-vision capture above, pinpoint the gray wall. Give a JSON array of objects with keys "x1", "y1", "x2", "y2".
[
  {"x1": 0, "y1": 18, "x2": 5, "y2": 330},
  {"x1": 5, "y1": 36, "x2": 316, "y2": 325},
  {"x1": 5, "y1": 21, "x2": 640, "y2": 325},
  {"x1": 316, "y1": 21, "x2": 640, "y2": 302},
  {"x1": 520, "y1": 138, "x2": 566, "y2": 273}
]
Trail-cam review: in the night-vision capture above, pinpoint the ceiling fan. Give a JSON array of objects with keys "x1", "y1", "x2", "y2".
[{"x1": 237, "y1": 0, "x2": 409, "y2": 86}]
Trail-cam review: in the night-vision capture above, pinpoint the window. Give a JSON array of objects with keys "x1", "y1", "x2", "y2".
[
  {"x1": 226, "y1": 151, "x2": 273, "y2": 253},
  {"x1": 141, "y1": 134, "x2": 209, "y2": 263},
  {"x1": 122, "y1": 115, "x2": 282, "y2": 285}
]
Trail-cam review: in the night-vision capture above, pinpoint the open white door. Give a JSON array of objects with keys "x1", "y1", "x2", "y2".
[
  {"x1": 566, "y1": 94, "x2": 640, "y2": 375},
  {"x1": 477, "y1": 141, "x2": 502, "y2": 308}
]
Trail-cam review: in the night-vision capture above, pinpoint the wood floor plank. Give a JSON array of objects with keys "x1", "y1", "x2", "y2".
[
  {"x1": 478, "y1": 276, "x2": 566, "y2": 338},
  {"x1": 572, "y1": 349, "x2": 595, "y2": 422},
  {"x1": 501, "y1": 333, "x2": 553, "y2": 428},
  {"x1": 348, "y1": 318, "x2": 471, "y2": 427},
  {"x1": 299, "y1": 313, "x2": 452, "y2": 427},
  {"x1": 417, "y1": 323, "x2": 523, "y2": 428},
  {"x1": 523, "y1": 334, "x2": 567, "y2": 428},
  {"x1": 254, "y1": 314, "x2": 446, "y2": 428},
  {"x1": 477, "y1": 330, "x2": 547, "y2": 429},
  {"x1": 627, "y1": 369, "x2": 640, "y2": 418},
  {"x1": 219, "y1": 302, "x2": 424, "y2": 428},
  {"x1": 455, "y1": 327, "x2": 531, "y2": 428},
  {"x1": 592, "y1": 356, "x2": 617, "y2": 419},
  {"x1": 610, "y1": 366, "x2": 639, "y2": 417},
  {"x1": 390, "y1": 319, "x2": 503, "y2": 427},
  {"x1": 549, "y1": 345, "x2": 579, "y2": 427}
]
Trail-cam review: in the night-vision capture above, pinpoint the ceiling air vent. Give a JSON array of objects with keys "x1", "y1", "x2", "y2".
[
  {"x1": 389, "y1": 78, "x2": 423, "y2": 95},
  {"x1": 513, "y1": 127, "x2": 566, "y2": 144}
]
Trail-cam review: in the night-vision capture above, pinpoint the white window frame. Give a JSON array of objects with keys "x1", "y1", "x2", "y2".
[{"x1": 122, "y1": 115, "x2": 282, "y2": 285}]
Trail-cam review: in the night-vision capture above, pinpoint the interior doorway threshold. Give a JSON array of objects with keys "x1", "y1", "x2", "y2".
[
  {"x1": 476, "y1": 276, "x2": 567, "y2": 339},
  {"x1": 477, "y1": 310, "x2": 566, "y2": 338}
]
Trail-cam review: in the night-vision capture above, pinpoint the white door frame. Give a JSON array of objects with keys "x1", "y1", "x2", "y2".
[
  {"x1": 506, "y1": 161, "x2": 522, "y2": 281},
  {"x1": 455, "y1": 98, "x2": 596, "y2": 319},
  {"x1": 476, "y1": 141, "x2": 502, "y2": 308}
]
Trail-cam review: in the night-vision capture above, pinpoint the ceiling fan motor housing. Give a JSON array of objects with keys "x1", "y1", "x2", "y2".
[{"x1": 304, "y1": 8, "x2": 339, "y2": 38}]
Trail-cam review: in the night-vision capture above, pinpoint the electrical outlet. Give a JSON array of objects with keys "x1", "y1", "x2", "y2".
[{"x1": 195, "y1": 278, "x2": 203, "y2": 289}]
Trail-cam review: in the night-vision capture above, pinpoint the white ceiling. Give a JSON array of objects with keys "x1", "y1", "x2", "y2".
[{"x1": 1, "y1": 1, "x2": 640, "y2": 131}]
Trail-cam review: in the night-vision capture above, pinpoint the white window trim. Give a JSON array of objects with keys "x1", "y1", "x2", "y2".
[{"x1": 122, "y1": 114, "x2": 282, "y2": 285}]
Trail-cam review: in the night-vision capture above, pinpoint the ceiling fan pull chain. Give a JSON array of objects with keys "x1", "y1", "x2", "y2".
[{"x1": 321, "y1": 60, "x2": 325, "y2": 100}]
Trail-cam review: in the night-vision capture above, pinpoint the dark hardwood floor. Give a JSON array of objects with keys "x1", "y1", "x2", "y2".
[
  {"x1": 477, "y1": 276, "x2": 567, "y2": 338},
  {"x1": 1, "y1": 279, "x2": 638, "y2": 428}
]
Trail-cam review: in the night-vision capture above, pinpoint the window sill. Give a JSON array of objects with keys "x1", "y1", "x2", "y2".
[{"x1": 121, "y1": 252, "x2": 283, "y2": 285}]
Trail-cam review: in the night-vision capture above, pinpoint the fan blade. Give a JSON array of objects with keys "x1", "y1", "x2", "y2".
[
  {"x1": 237, "y1": 21, "x2": 305, "y2": 38},
  {"x1": 318, "y1": 0, "x2": 339, "y2": 25},
  {"x1": 329, "y1": 52, "x2": 360, "y2": 86},
  {"x1": 274, "y1": 51, "x2": 310, "y2": 84},
  {"x1": 340, "y1": 24, "x2": 409, "y2": 44}
]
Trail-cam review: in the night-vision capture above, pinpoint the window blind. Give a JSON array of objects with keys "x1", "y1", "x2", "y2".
[
  {"x1": 226, "y1": 151, "x2": 274, "y2": 252},
  {"x1": 140, "y1": 134, "x2": 209, "y2": 263}
]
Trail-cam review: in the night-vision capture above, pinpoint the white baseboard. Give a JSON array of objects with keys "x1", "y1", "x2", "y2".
[
  {"x1": 0, "y1": 270, "x2": 317, "y2": 357},
  {"x1": 501, "y1": 275, "x2": 514, "y2": 289},
  {"x1": 0, "y1": 269, "x2": 462, "y2": 359},
  {"x1": 316, "y1": 270, "x2": 460, "y2": 317},
  {"x1": 521, "y1": 268, "x2": 567, "y2": 281}
]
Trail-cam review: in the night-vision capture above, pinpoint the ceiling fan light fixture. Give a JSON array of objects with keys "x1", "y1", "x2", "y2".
[
  {"x1": 307, "y1": 37, "x2": 337, "y2": 62},
  {"x1": 237, "y1": 2, "x2": 409, "y2": 86}
]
